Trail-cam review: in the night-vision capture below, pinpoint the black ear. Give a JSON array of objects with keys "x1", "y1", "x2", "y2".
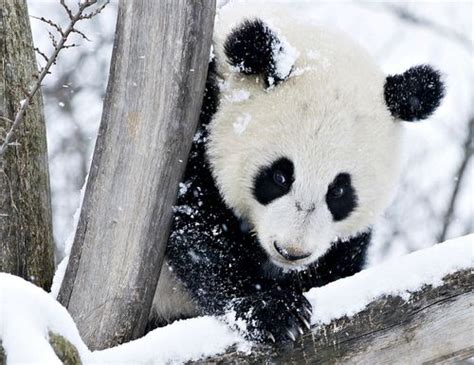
[
  {"x1": 224, "y1": 18, "x2": 294, "y2": 88},
  {"x1": 384, "y1": 65, "x2": 445, "y2": 121}
]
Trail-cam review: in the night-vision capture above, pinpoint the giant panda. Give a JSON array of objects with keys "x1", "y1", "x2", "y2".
[{"x1": 149, "y1": 4, "x2": 445, "y2": 343}]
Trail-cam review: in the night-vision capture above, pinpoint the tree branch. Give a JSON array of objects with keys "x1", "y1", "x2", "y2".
[
  {"x1": 0, "y1": 0, "x2": 110, "y2": 158},
  {"x1": 204, "y1": 269, "x2": 473, "y2": 364},
  {"x1": 438, "y1": 117, "x2": 474, "y2": 242}
]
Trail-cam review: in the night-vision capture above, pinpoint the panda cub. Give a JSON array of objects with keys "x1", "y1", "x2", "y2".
[{"x1": 150, "y1": 5, "x2": 445, "y2": 343}]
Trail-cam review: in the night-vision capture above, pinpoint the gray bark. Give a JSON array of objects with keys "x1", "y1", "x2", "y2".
[
  {"x1": 205, "y1": 269, "x2": 474, "y2": 364},
  {"x1": 0, "y1": 0, "x2": 54, "y2": 290},
  {"x1": 58, "y1": 0, "x2": 216, "y2": 350}
]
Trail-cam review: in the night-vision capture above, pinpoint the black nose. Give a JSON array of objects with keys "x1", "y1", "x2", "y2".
[{"x1": 274, "y1": 242, "x2": 311, "y2": 261}]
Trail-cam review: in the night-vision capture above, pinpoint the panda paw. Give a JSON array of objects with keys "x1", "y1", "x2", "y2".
[{"x1": 227, "y1": 289, "x2": 313, "y2": 344}]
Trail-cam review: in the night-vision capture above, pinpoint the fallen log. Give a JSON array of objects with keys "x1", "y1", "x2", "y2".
[{"x1": 204, "y1": 268, "x2": 473, "y2": 364}]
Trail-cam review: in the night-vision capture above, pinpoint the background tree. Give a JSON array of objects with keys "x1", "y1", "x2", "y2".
[{"x1": 0, "y1": 0, "x2": 54, "y2": 290}]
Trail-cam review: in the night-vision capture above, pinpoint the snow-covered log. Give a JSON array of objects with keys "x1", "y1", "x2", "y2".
[
  {"x1": 208, "y1": 271, "x2": 473, "y2": 364},
  {"x1": 57, "y1": 0, "x2": 216, "y2": 350},
  {"x1": 0, "y1": 236, "x2": 472, "y2": 364}
]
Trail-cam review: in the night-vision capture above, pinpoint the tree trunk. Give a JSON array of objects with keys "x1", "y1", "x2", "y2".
[
  {"x1": 58, "y1": 0, "x2": 216, "y2": 350},
  {"x1": 0, "y1": 0, "x2": 54, "y2": 290}
]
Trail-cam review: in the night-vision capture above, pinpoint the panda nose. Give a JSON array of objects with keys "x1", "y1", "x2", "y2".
[{"x1": 274, "y1": 242, "x2": 311, "y2": 261}]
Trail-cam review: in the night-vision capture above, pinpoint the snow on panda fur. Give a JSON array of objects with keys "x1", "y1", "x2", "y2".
[{"x1": 149, "y1": 3, "x2": 445, "y2": 343}]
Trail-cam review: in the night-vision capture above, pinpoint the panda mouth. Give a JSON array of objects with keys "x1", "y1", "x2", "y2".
[{"x1": 273, "y1": 242, "x2": 312, "y2": 261}]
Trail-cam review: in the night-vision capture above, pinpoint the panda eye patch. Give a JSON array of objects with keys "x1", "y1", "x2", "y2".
[
  {"x1": 326, "y1": 173, "x2": 358, "y2": 221},
  {"x1": 253, "y1": 157, "x2": 294, "y2": 205}
]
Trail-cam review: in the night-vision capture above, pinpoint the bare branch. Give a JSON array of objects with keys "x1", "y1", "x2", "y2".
[
  {"x1": 438, "y1": 116, "x2": 474, "y2": 242},
  {"x1": 30, "y1": 15, "x2": 64, "y2": 36},
  {"x1": 71, "y1": 28, "x2": 91, "y2": 42},
  {"x1": 0, "y1": 0, "x2": 110, "y2": 158},
  {"x1": 60, "y1": 0, "x2": 74, "y2": 20},
  {"x1": 80, "y1": 1, "x2": 110, "y2": 20},
  {"x1": 34, "y1": 47, "x2": 49, "y2": 63},
  {"x1": 48, "y1": 30, "x2": 58, "y2": 48},
  {"x1": 366, "y1": 3, "x2": 473, "y2": 52}
]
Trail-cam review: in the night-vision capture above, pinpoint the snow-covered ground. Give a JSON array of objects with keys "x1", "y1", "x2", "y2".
[{"x1": 1, "y1": 235, "x2": 472, "y2": 364}]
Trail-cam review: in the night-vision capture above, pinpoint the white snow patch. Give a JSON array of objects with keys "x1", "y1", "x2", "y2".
[
  {"x1": 93, "y1": 317, "x2": 251, "y2": 364},
  {"x1": 50, "y1": 172, "x2": 88, "y2": 298},
  {"x1": 0, "y1": 273, "x2": 90, "y2": 364},
  {"x1": 0, "y1": 274, "x2": 251, "y2": 364},
  {"x1": 49, "y1": 256, "x2": 69, "y2": 298},
  {"x1": 272, "y1": 32, "x2": 299, "y2": 81},
  {"x1": 233, "y1": 113, "x2": 251, "y2": 135},
  {"x1": 226, "y1": 89, "x2": 250, "y2": 103},
  {"x1": 306, "y1": 234, "x2": 473, "y2": 325},
  {"x1": 307, "y1": 49, "x2": 320, "y2": 60}
]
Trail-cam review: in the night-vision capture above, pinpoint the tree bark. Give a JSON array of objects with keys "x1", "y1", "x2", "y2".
[
  {"x1": 58, "y1": 0, "x2": 216, "y2": 350},
  {"x1": 205, "y1": 269, "x2": 474, "y2": 364},
  {"x1": 0, "y1": 0, "x2": 54, "y2": 290}
]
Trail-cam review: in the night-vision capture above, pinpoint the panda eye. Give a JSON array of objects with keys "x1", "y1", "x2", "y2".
[
  {"x1": 273, "y1": 170, "x2": 287, "y2": 187},
  {"x1": 325, "y1": 172, "x2": 358, "y2": 222},
  {"x1": 253, "y1": 157, "x2": 294, "y2": 205},
  {"x1": 329, "y1": 186, "x2": 345, "y2": 199}
]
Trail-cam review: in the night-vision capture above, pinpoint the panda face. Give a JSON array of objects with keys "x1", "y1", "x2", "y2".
[{"x1": 208, "y1": 77, "x2": 402, "y2": 269}]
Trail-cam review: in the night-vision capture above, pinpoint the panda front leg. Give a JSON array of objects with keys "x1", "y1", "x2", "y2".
[
  {"x1": 167, "y1": 242, "x2": 312, "y2": 343},
  {"x1": 226, "y1": 287, "x2": 313, "y2": 343}
]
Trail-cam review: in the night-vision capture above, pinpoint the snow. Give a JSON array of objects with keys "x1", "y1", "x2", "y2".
[
  {"x1": 306, "y1": 234, "x2": 473, "y2": 325},
  {"x1": 226, "y1": 89, "x2": 250, "y2": 103},
  {"x1": 233, "y1": 112, "x2": 252, "y2": 135},
  {"x1": 0, "y1": 273, "x2": 250, "y2": 364},
  {"x1": 271, "y1": 33, "x2": 299, "y2": 82},
  {"x1": 1, "y1": 235, "x2": 471, "y2": 364},
  {"x1": 0, "y1": 273, "x2": 89, "y2": 364},
  {"x1": 92, "y1": 317, "x2": 251, "y2": 365}
]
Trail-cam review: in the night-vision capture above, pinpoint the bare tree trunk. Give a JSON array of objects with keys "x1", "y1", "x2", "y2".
[
  {"x1": 0, "y1": 0, "x2": 54, "y2": 290},
  {"x1": 58, "y1": 0, "x2": 216, "y2": 350}
]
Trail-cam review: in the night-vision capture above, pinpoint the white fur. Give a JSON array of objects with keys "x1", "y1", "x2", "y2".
[
  {"x1": 151, "y1": 261, "x2": 199, "y2": 323},
  {"x1": 207, "y1": 4, "x2": 402, "y2": 269}
]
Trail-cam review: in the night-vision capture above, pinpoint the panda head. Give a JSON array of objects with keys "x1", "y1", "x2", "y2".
[{"x1": 207, "y1": 17, "x2": 445, "y2": 269}]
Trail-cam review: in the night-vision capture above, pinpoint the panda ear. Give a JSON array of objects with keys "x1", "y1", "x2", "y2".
[
  {"x1": 384, "y1": 65, "x2": 445, "y2": 121},
  {"x1": 224, "y1": 18, "x2": 295, "y2": 88}
]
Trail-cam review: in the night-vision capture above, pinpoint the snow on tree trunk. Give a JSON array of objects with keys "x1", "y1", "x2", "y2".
[
  {"x1": 0, "y1": 0, "x2": 54, "y2": 290},
  {"x1": 57, "y1": 0, "x2": 216, "y2": 350}
]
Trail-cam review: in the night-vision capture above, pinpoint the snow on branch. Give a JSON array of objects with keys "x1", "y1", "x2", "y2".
[
  {"x1": 0, "y1": 0, "x2": 109, "y2": 158},
  {"x1": 0, "y1": 235, "x2": 472, "y2": 364}
]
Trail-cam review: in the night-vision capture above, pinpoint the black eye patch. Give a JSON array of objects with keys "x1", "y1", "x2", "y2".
[
  {"x1": 253, "y1": 157, "x2": 294, "y2": 205},
  {"x1": 326, "y1": 173, "x2": 358, "y2": 221}
]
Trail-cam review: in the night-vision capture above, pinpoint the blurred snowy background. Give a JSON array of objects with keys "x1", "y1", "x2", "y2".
[{"x1": 27, "y1": 0, "x2": 473, "y2": 266}]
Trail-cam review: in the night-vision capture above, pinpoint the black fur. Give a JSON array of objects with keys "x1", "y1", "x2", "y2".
[
  {"x1": 160, "y1": 62, "x2": 372, "y2": 343},
  {"x1": 326, "y1": 173, "x2": 358, "y2": 221},
  {"x1": 384, "y1": 65, "x2": 445, "y2": 121},
  {"x1": 224, "y1": 19, "x2": 292, "y2": 87},
  {"x1": 253, "y1": 157, "x2": 294, "y2": 205}
]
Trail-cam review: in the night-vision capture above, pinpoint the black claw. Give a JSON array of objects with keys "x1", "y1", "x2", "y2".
[
  {"x1": 286, "y1": 329, "x2": 296, "y2": 342},
  {"x1": 296, "y1": 325, "x2": 304, "y2": 335},
  {"x1": 297, "y1": 312, "x2": 311, "y2": 330}
]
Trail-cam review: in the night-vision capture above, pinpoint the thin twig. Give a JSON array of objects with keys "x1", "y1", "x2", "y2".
[
  {"x1": 34, "y1": 47, "x2": 49, "y2": 63},
  {"x1": 0, "y1": 0, "x2": 110, "y2": 158},
  {"x1": 366, "y1": 3, "x2": 473, "y2": 52},
  {"x1": 438, "y1": 117, "x2": 474, "y2": 242}
]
